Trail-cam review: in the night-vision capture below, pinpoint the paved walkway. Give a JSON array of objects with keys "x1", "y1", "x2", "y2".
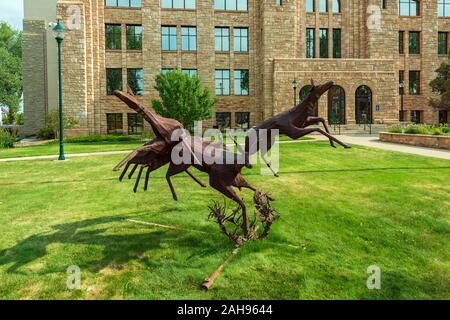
[
  {"x1": 0, "y1": 150, "x2": 131, "y2": 162},
  {"x1": 1, "y1": 136, "x2": 449, "y2": 162},
  {"x1": 315, "y1": 134, "x2": 450, "y2": 160}
]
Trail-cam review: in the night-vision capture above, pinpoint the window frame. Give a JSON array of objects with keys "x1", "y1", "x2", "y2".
[
  {"x1": 398, "y1": 0, "x2": 419, "y2": 17},
  {"x1": 215, "y1": 69, "x2": 230, "y2": 96},
  {"x1": 181, "y1": 26, "x2": 197, "y2": 51},
  {"x1": 215, "y1": 27, "x2": 230, "y2": 52},
  {"x1": 106, "y1": 113, "x2": 123, "y2": 135},
  {"x1": 438, "y1": 32, "x2": 448, "y2": 55},
  {"x1": 215, "y1": 112, "x2": 232, "y2": 130},
  {"x1": 333, "y1": 28, "x2": 341, "y2": 58},
  {"x1": 438, "y1": 0, "x2": 450, "y2": 17},
  {"x1": 127, "y1": 68, "x2": 144, "y2": 96},
  {"x1": 105, "y1": 24, "x2": 122, "y2": 50},
  {"x1": 214, "y1": 0, "x2": 248, "y2": 11},
  {"x1": 106, "y1": 68, "x2": 123, "y2": 96},
  {"x1": 126, "y1": 25, "x2": 142, "y2": 50},
  {"x1": 234, "y1": 27, "x2": 249, "y2": 52},
  {"x1": 306, "y1": 28, "x2": 315, "y2": 58},
  {"x1": 127, "y1": 113, "x2": 144, "y2": 135},
  {"x1": 161, "y1": 26, "x2": 177, "y2": 51},
  {"x1": 234, "y1": 69, "x2": 249, "y2": 96},
  {"x1": 235, "y1": 112, "x2": 250, "y2": 129},
  {"x1": 319, "y1": 28, "x2": 329, "y2": 58},
  {"x1": 161, "y1": 0, "x2": 196, "y2": 9},
  {"x1": 408, "y1": 31, "x2": 420, "y2": 54},
  {"x1": 105, "y1": 0, "x2": 142, "y2": 8},
  {"x1": 409, "y1": 70, "x2": 420, "y2": 95}
]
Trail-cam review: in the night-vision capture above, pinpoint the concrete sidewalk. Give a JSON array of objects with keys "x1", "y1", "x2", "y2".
[
  {"x1": 0, "y1": 150, "x2": 131, "y2": 162},
  {"x1": 1, "y1": 136, "x2": 449, "y2": 162},
  {"x1": 315, "y1": 134, "x2": 450, "y2": 160}
]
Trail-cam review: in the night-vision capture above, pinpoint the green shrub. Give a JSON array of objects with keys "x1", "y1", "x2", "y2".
[
  {"x1": 388, "y1": 124, "x2": 404, "y2": 133},
  {"x1": 404, "y1": 125, "x2": 429, "y2": 135},
  {"x1": 65, "y1": 134, "x2": 145, "y2": 143},
  {"x1": 0, "y1": 127, "x2": 16, "y2": 148},
  {"x1": 37, "y1": 110, "x2": 78, "y2": 140}
]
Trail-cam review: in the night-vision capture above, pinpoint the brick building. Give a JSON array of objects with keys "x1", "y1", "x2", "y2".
[{"x1": 22, "y1": 0, "x2": 450, "y2": 136}]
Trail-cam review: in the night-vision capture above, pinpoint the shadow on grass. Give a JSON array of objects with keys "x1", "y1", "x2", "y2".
[{"x1": 0, "y1": 216, "x2": 227, "y2": 274}]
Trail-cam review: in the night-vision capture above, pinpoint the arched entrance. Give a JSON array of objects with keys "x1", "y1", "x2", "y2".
[
  {"x1": 299, "y1": 85, "x2": 318, "y2": 117},
  {"x1": 355, "y1": 86, "x2": 373, "y2": 124},
  {"x1": 328, "y1": 85, "x2": 346, "y2": 124}
]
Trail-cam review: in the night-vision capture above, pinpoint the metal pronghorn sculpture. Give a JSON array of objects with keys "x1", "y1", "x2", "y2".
[
  {"x1": 245, "y1": 80, "x2": 351, "y2": 177},
  {"x1": 113, "y1": 81, "x2": 349, "y2": 237}
]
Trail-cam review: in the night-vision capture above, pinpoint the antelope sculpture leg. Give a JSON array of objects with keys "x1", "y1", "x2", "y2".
[{"x1": 305, "y1": 117, "x2": 336, "y2": 148}]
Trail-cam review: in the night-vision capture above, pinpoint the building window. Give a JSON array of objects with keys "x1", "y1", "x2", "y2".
[
  {"x1": 439, "y1": 110, "x2": 448, "y2": 124},
  {"x1": 106, "y1": 113, "x2": 123, "y2": 134},
  {"x1": 161, "y1": 0, "x2": 196, "y2": 9},
  {"x1": 105, "y1": 24, "x2": 122, "y2": 50},
  {"x1": 399, "y1": 70, "x2": 405, "y2": 93},
  {"x1": 214, "y1": 0, "x2": 247, "y2": 11},
  {"x1": 410, "y1": 111, "x2": 422, "y2": 123},
  {"x1": 215, "y1": 27, "x2": 230, "y2": 52},
  {"x1": 399, "y1": 0, "x2": 419, "y2": 16},
  {"x1": 126, "y1": 25, "x2": 142, "y2": 50},
  {"x1": 382, "y1": 0, "x2": 387, "y2": 9},
  {"x1": 236, "y1": 112, "x2": 250, "y2": 129},
  {"x1": 438, "y1": 0, "x2": 450, "y2": 17},
  {"x1": 234, "y1": 70, "x2": 249, "y2": 96},
  {"x1": 300, "y1": 85, "x2": 319, "y2": 117},
  {"x1": 234, "y1": 28, "x2": 248, "y2": 52},
  {"x1": 182, "y1": 69, "x2": 197, "y2": 77},
  {"x1": 106, "y1": 68, "x2": 123, "y2": 95},
  {"x1": 409, "y1": 31, "x2": 420, "y2": 54},
  {"x1": 399, "y1": 31, "x2": 404, "y2": 54},
  {"x1": 333, "y1": 28, "x2": 341, "y2": 58},
  {"x1": 319, "y1": 0, "x2": 328, "y2": 12},
  {"x1": 161, "y1": 26, "x2": 177, "y2": 51},
  {"x1": 181, "y1": 27, "x2": 197, "y2": 51},
  {"x1": 306, "y1": 28, "x2": 315, "y2": 58},
  {"x1": 105, "y1": 0, "x2": 141, "y2": 7},
  {"x1": 215, "y1": 70, "x2": 230, "y2": 96},
  {"x1": 328, "y1": 85, "x2": 346, "y2": 124},
  {"x1": 320, "y1": 28, "x2": 328, "y2": 58},
  {"x1": 438, "y1": 32, "x2": 448, "y2": 55},
  {"x1": 276, "y1": 0, "x2": 283, "y2": 6},
  {"x1": 127, "y1": 68, "x2": 143, "y2": 96},
  {"x1": 409, "y1": 71, "x2": 420, "y2": 95},
  {"x1": 305, "y1": 0, "x2": 314, "y2": 12},
  {"x1": 215, "y1": 112, "x2": 231, "y2": 130},
  {"x1": 333, "y1": 0, "x2": 341, "y2": 13},
  {"x1": 128, "y1": 113, "x2": 144, "y2": 135}
]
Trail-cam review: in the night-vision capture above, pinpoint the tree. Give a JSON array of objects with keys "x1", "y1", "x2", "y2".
[
  {"x1": 0, "y1": 22, "x2": 22, "y2": 125},
  {"x1": 152, "y1": 71, "x2": 216, "y2": 131},
  {"x1": 429, "y1": 62, "x2": 450, "y2": 111},
  {"x1": 37, "y1": 110, "x2": 78, "y2": 140}
]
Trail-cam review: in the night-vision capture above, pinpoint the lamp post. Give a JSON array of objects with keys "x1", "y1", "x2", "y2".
[
  {"x1": 53, "y1": 20, "x2": 65, "y2": 160},
  {"x1": 293, "y1": 80, "x2": 298, "y2": 107},
  {"x1": 399, "y1": 80, "x2": 405, "y2": 122}
]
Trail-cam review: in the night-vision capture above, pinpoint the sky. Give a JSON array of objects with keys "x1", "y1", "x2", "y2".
[{"x1": 0, "y1": 0, "x2": 24, "y2": 30}]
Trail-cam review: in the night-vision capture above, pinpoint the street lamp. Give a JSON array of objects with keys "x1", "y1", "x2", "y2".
[
  {"x1": 293, "y1": 80, "x2": 298, "y2": 107},
  {"x1": 53, "y1": 20, "x2": 65, "y2": 160},
  {"x1": 399, "y1": 80, "x2": 405, "y2": 122}
]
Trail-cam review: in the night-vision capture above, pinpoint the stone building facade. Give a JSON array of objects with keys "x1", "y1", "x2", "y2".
[{"x1": 22, "y1": 0, "x2": 450, "y2": 136}]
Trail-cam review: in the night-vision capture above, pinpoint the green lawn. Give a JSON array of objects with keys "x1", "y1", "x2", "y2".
[
  {"x1": 0, "y1": 141, "x2": 145, "y2": 159},
  {"x1": 0, "y1": 141, "x2": 448, "y2": 299}
]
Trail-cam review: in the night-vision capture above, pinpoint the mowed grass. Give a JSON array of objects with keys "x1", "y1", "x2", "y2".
[
  {"x1": 0, "y1": 141, "x2": 145, "y2": 159},
  {"x1": 0, "y1": 141, "x2": 448, "y2": 300}
]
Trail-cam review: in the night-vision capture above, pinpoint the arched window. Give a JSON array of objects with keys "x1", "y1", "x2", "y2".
[
  {"x1": 355, "y1": 86, "x2": 373, "y2": 124},
  {"x1": 399, "y1": 0, "x2": 419, "y2": 16},
  {"x1": 439, "y1": 0, "x2": 450, "y2": 17},
  {"x1": 328, "y1": 85, "x2": 346, "y2": 125},
  {"x1": 305, "y1": 0, "x2": 314, "y2": 12},
  {"x1": 333, "y1": 0, "x2": 341, "y2": 13},
  {"x1": 319, "y1": 0, "x2": 328, "y2": 13},
  {"x1": 300, "y1": 85, "x2": 319, "y2": 117}
]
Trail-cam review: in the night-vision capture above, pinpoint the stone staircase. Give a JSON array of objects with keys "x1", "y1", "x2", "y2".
[{"x1": 326, "y1": 124, "x2": 389, "y2": 135}]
